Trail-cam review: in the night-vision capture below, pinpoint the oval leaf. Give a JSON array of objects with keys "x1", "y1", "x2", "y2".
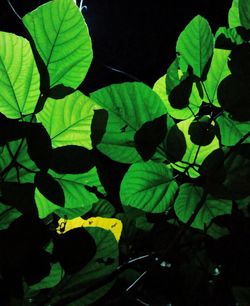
[
  {"x1": 0, "y1": 32, "x2": 40, "y2": 118},
  {"x1": 23, "y1": 0, "x2": 93, "y2": 88}
]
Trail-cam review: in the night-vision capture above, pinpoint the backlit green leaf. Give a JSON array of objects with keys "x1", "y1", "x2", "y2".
[
  {"x1": 203, "y1": 49, "x2": 231, "y2": 107},
  {"x1": 176, "y1": 15, "x2": 214, "y2": 78},
  {"x1": 171, "y1": 117, "x2": 220, "y2": 178},
  {"x1": 36, "y1": 91, "x2": 97, "y2": 149},
  {"x1": 216, "y1": 112, "x2": 250, "y2": 146},
  {"x1": 23, "y1": 0, "x2": 93, "y2": 88},
  {"x1": 228, "y1": 0, "x2": 241, "y2": 28},
  {"x1": 35, "y1": 167, "x2": 102, "y2": 218},
  {"x1": 0, "y1": 32, "x2": 40, "y2": 119},
  {"x1": 174, "y1": 184, "x2": 232, "y2": 231},
  {"x1": 120, "y1": 161, "x2": 178, "y2": 213},
  {"x1": 90, "y1": 82, "x2": 167, "y2": 163},
  {"x1": 239, "y1": 0, "x2": 250, "y2": 29}
]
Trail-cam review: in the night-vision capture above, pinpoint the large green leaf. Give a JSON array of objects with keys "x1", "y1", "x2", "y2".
[
  {"x1": 0, "y1": 32, "x2": 40, "y2": 119},
  {"x1": 90, "y1": 82, "x2": 167, "y2": 163},
  {"x1": 171, "y1": 117, "x2": 220, "y2": 178},
  {"x1": 0, "y1": 140, "x2": 38, "y2": 183},
  {"x1": 153, "y1": 75, "x2": 202, "y2": 120},
  {"x1": 23, "y1": 0, "x2": 93, "y2": 88},
  {"x1": 49, "y1": 227, "x2": 118, "y2": 305},
  {"x1": 176, "y1": 15, "x2": 214, "y2": 78},
  {"x1": 239, "y1": 0, "x2": 250, "y2": 29},
  {"x1": 216, "y1": 112, "x2": 250, "y2": 146},
  {"x1": 228, "y1": 0, "x2": 241, "y2": 28},
  {"x1": 203, "y1": 49, "x2": 231, "y2": 107},
  {"x1": 174, "y1": 184, "x2": 232, "y2": 231},
  {"x1": 120, "y1": 161, "x2": 178, "y2": 213},
  {"x1": 35, "y1": 167, "x2": 102, "y2": 218},
  {"x1": 36, "y1": 91, "x2": 97, "y2": 149}
]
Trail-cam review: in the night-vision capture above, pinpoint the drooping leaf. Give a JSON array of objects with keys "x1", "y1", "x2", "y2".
[
  {"x1": 203, "y1": 48, "x2": 231, "y2": 107},
  {"x1": 228, "y1": 0, "x2": 241, "y2": 28},
  {"x1": 53, "y1": 227, "x2": 96, "y2": 274},
  {"x1": 36, "y1": 91, "x2": 97, "y2": 149},
  {"x1": 23, "y1": 0, "x2": 93, "y2": 88},
  {"x1": 216, "y1": 112, "x2": 250, "y2": 146},
  {"x1": 49, "y1": 227, "x2": 118, "y2": 305},
  {"x1": 171, "y1": 117, "x2": 220, "y2": 178},
  {"x1": 90, "y1": 82, "x2": 167, "y2": 163},
  {"x1": 176, "y1": 15, "x2": 214, "y2": 78},
  {"x1": 34, "y1": 167, "x2": 102, "y2": 218},
  {"x1": 120, "y1": 161, "x2": 178, "y2": 213},
  {"x1": 174, "y1": 183, "x2": 232, "y2": 231},
  {"x1": 51, "y1": 145, "x2": 94, "y2": 174},
  {"x1": 239, "y1": 0, "x2": 250, "y2": 29},
  {"x1": 0, "y1": 32, "x2": 40, "y2": 119}
]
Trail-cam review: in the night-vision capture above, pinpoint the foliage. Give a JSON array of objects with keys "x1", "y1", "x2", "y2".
[{"x1": 0, "y1": 0, "x2": 250, "y2": 305}]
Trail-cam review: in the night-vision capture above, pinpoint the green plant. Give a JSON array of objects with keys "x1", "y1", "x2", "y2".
[{"x1": 1, "y1": 0, "x2": 250, "y2": 305}]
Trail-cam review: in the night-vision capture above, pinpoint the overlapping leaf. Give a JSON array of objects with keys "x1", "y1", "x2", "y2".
[
  {"x1": 176, "y1": 15, "x2": 214, "y2": 78},
  {"x1": 174, "y1": 184, "x2": 232, "y2": 231},
  {"x1": 90, "y1": 82, "x2": 168, "y2": 163},
  {"x1": 36, "y1": 91, "x2": 97, "y2": 149},
  {"x1": 0, "y1": 32, "x2": 40, "y2": 119},
  {"x1": 23, "y1": 0, "x2": 93, "y2": 88}
]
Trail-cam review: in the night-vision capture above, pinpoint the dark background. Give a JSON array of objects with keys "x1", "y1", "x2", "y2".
[{"x1": 1, "y1": 0, "x2": 231, "y2": 91}]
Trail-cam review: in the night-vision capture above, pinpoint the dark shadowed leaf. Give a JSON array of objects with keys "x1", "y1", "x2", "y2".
[
  {"x1": 169, "y1": 75, "x2": 193, "y2": 109},
  {"x1": 239, "y1": 0, "x2": 250, "y2": 29},
  {"x1": 51, "y1": 145, "x2": 94, "y2": 174},
  {"x1": 0, "y1": 116, "x2": 27, "y2": 145},
  {"x1": 91, "y1": 109, "x2": 108, "y2": 147},
  {"x1": 188, "y1": 116, "x2": 216, "y2": 146},
  {"x1": 218, "y1": 75, "x2": 250, "y2": 121},
  {"x1": 134, "y1": 114, "x2": 167, "y2": 161},
  {"x1": 35, "y1": 172, "x2": 65, "y2": 207},
  {"x1": 165, "y1": 125, "x2": 186, "y2": 162},
  {"x1": 26, "y1": 123, "x2": 52, "y2": 171},
  {"x1": 53, "y1": 227, "x2": 96, "y2": 274},
  {"x1": 228, "y1": 44, "x2": 250, "y2": 77},
  {"x1": 49, "y1": 84, "x2": 75, "y2": 99},
  {"x1": 1, "y1": 182, "x2": 37, "y2": 216}
]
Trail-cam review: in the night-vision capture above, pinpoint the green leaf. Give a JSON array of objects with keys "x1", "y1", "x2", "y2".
[
  {"x1": 176, "y1": 15, "x2": 214, "y2": 78},
  {"x1": 153, "y1": 75, "x2": 202, "y2": 120},
  {"x1": 216, "y1": 112, "x2": 250, "y2": 146},
  {"x1": 203, "y1": 49, "x2": 231, "y2": 107},
  {"x1": 23, "y1": 0, "x2": 93, "y2": 89},
  {"x1": 90, "y1": 82, "x2": 167, "y2": 163},
  {"x1": 0, "y1": 203, "x2": 21, "y2": 230},
  {"x1": 35, "y1": 167, "x2": 102, "y2": 218},
  {"x1": 0, "y1": 32, "x2": 40, "y2": 119},
  {"x1": 239, "y1": 0, "x2": 250, "y2": 29},
  {"x1": 120, "y1": 161, "x2": 178, "y2": 213},
  {"x1": 36, "y1": 91, "x2": 97, "y2": 149},
  {"x1": 91, "y1": 199, "x2": 115, "y2": 218},
  {"x1": 29, "y1": 262, "x2": 63, "y2": 291},
  {"x1": 49, "y1": 227, "x2": 118, "y2": 305},
  {"x1": 174, "y1": 183, "x2": 232, "y2": 231},
  {"x1": 0, "y1": 140, "x2": 38, "y2": 183},
  {"x1": 171, "y1": 117, "x2": 220, "y2": 178},
  {"x1": 215, "y1": 27, "x2": 245, "y2": 46},
  {"x1": 228, "y1": 0, "x2": 241, "y2": 28}
]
